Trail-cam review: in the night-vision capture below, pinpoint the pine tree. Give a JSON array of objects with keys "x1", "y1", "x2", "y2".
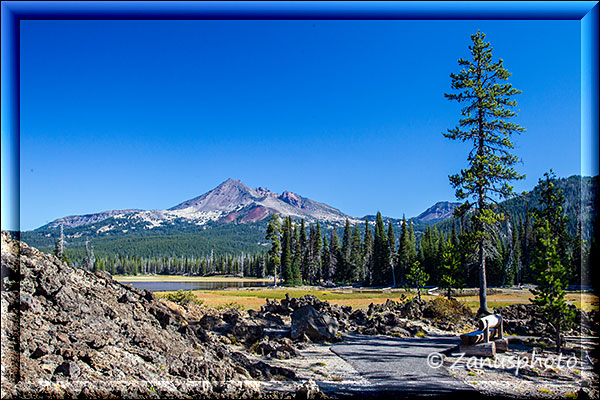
[
  {"x1": 407, "y1": 260, "x2": 429, "y2": 300},
  {"x1": 281, "y1": 217, "x2": 293, "y2": 285},
  {"x1": 300, "y1": 219, "x2": 309, "y2": 282},
  {"x1": 350, "y1": 225, "x2": 363, "y2": 282},
  {"x1": 329, "y1": 229, "x2": 341, "y2": 283},
  {"x1": 408, "y1": 221, "x2": 417, "y2": 265},
  {"x1": 340, "y1": 219, "x2": 352, "y2": 283},
  {"x1": 291, "y1": 224, "x2": 302, "y2": 286},
  {"x1": 372, "y1": 212, "x2": 391, "y2": 286},
  {"x1": 531, "y1": 219, "x2": 574, "y2": 353},
  {"x1": 312, "y1": 222, "x2": 323, "y2": 283},
  {"x1": 521, "y1": 211, "x2": 534, "y2": 283},
  {"x1": 571, "y1": 205, "x2": 584, "y2": 285},
  {"x1": 440, "y1": 239, "x2": 463, "y2": 298},
  {"x1": 397, "y1": 215, "x2": 409, "y2": 286},
  {"x1": 531, "y1": 170, "x2": 572, "y2": 282},
  {"x1": 436, "y1": 231, "x2": 447, "y2": 284},
  {"x1": 444, "y1": 31, "x2": 526, "y2": 315},
  {"x1": 516, "y1": 217, "x2": 524, "y2": 285},
  {"x1": 387, "y1": 221, "x2": 397, "y2": 287},
  {"x1": 363, "y1": 218, "x2": 374, "y2": 286},
  {"x1": 508, "y1": 222, "x2": 521, "y2": 286},
  {"x1": 266, "y1": 214, "x2": 281, "y2": 286},
  {"x1": 321, "y1": 235, "x2": 330, "y2": 282},
  {"x1": 418, "y1": 227, "x2": 437, "y2": 285}
]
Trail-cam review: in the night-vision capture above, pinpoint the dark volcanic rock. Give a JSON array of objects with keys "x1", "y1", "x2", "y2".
[
  {"x1": 494, "y1": 303, "x2": 598, "y2": 337},
  {"x1": 0, "y1": 231, "x2": 293, "y2": 399},
  {"x1": 291, "y1": 305, "x2": 339, "y2": 342}
]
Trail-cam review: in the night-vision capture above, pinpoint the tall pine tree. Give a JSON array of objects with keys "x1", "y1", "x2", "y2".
[
  {"x1": 340, "y1": 219, "x2": 352, "y2": 283},
  {"x1": 387, "y1": 221, "x2": 396, "y2": 287},
  {"x1": 312, "y1": 222, "x2": 323, "y2": 284},
  {"x1": 350, "y1": 225, "x2": 363, "y2": 283},
  {"x1": 266, "y1": 214, "x2": 282, "y2": 286},
  {"x1": 372, "y1": 212, "x2": 391, "y2": 286},
  {"x1": 329, "y1": 229, "x2": 341, "y2": 283},
  {"x1": 531, "y1": 170, "x2": 572, "y2": 282},
  {"x1": 321, "y1": 234, "x2": 330, "y2": 282},
  {"x1": 300, "y1": 219, "x2": 309, "y2": 282},
  {"x1": 397, "y1": 215, "x2": 409, "y2": 286},
  {"x1": 363, "y1": 218, "x2": 374, "y2": 285},
  {"x1": 444, "y1": 31, "x2": 525, "y2": 315},
  {"x1": 281, "y1": 217, "x2": 293, "y2": 285}
]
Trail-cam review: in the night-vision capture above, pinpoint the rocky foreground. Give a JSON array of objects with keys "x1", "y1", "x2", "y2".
[
  {"x1": 2, "y1": 231, "x2": 598, "y2": 399},
  {"x1": 1, "y1": 232, "x2": 302, "y2": 399}
]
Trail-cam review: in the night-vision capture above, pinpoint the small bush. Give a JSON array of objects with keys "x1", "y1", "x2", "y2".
[
  {"x1": 415, "y1": 331, "x2": 427, "y2": 338},
  {"x1": 566, "y1": 392, "x2": 578, "y2": 399},
  {"x1": 538, "y1": 388, "x2": 551, "y2": 394},
  {"x1": 215, "y1": 301, "x2": 242, "y2": 310},
  {"x1": 425, "y1": 297, "x2": 473, "y2": 322},
  {"x1": 158, "y1": 290, "x2": 204, "y2": 305},
  {"x1": 249, "y1": 341, "x2": 260, "y2": 354}
]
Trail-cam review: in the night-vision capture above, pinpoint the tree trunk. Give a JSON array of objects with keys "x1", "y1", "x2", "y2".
[
  {"x1": 555, "y1": 322, "x2": 561, "y2": 354},
  {"x1": 478, "y1": 236, "x2": 489, "y2": 316},
  {"x1": 475, "y1": 55, "x2": 489, "y2": 317}
]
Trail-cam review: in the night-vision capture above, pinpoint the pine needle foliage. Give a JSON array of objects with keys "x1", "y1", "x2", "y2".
[{"x1": 444, "y1": 31, "x2": 525, "y2": 315}]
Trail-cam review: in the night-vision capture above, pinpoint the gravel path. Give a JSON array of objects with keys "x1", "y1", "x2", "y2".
[{"x1": 328, "y1": 333, "x2": 475, "y2": 397}]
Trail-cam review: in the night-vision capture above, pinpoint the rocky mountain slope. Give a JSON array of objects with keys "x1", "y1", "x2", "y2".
[
  {"x1": 39, "y1": 179, "x2": 356, "y2": 235},
  {"x1": 413, "y1": 201, "x2": 461, "y2": 224},
  {"x1": 0, "y1": 231, "x2": 298, "y2": 399}
]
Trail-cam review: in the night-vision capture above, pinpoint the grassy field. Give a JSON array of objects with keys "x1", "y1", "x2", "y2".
[
  {"x1": 114, "y1": 275, "x2": 272, "y2": 283},
  {"x1": 157, "y1": 286, "x2": 598, "y2": 312}
]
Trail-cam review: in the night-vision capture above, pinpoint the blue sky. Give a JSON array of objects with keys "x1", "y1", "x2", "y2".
[{"x1": 18, "y1": 19, "x2": 581, "y2": 231}]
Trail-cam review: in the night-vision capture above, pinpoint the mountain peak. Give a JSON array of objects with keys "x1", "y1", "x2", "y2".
[
  {"x1": 414, "y1": 201, "x2": 461, "y2": 224},
  {"x1": 217, "y1": 178, "x2": 246, "y2": 188}
]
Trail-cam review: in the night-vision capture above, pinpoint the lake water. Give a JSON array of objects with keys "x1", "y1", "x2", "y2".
[{"x1": 118, "y1": 280, "x2": 270, "y2": 292}]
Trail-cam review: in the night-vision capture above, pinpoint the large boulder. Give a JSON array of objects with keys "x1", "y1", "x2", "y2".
[{"x1": 291, "y1": 305, "x2": 339, "y2": 342}]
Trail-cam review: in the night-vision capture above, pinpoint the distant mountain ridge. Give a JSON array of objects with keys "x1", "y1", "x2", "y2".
[
  {"x1": 39, "y1": 178, "x2": 360, "y2": 233},
  {"x1": 362, "y1": 201, "x2": 461, "y2": 227},
  {"x1": 23, "y1": 175, "x2": 596, "y2": 259}
]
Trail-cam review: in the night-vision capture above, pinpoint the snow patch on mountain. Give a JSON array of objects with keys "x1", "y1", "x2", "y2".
[{"x1": 39, "y1": 178, "x2": 376, "y2": 232}]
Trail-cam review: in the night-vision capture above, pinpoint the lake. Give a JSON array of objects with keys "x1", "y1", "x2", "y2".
[{"x1": 118, "y1": 280, "x2": 270, "y2": 292}]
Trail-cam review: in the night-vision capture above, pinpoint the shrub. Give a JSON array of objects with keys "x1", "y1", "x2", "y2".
[
  {"x1": 424, "y1": 297, "x2": 473, "y2": 322},
  {"x1": 158, "y1": 290, "x2": 204, "y2": 305},
  {"x1": 215, "y1": 301, "x2": 242, "y2": 310}
]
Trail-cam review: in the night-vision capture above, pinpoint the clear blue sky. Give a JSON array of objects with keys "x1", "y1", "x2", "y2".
[{"x1": 19, "y1": 19, "x2": 581, "y2": 231}]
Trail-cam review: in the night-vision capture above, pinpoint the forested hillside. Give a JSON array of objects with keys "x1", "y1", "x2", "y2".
[{"x1": 19, "y1": 175, "x2": 596, "y2": 287}]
